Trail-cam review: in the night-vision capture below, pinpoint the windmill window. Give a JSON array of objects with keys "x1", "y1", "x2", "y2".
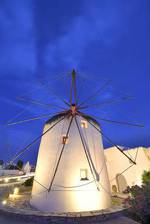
[
  {"x1": 62, "y1": 135, "x2": 69, "y2": 145},
  {"x1": 80, "y1": 169, "x2": 88, "y2": 180},
  {"x1": 81, "y1": 120, "x2": 88, "y2": 129}
]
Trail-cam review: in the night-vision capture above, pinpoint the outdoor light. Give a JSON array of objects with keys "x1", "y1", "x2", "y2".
[
  {"x1": 2, "y1": 200, "x2": 7, "y2": 205},
  {"x1": 9, "y1": 187, "x2": 20, "y2": 200},
  {"x1": 4, "y1": 178, "x2": 9, "y2": 183},
  {"x1": 13, "y1": 187, "x2": 19, "y2": 195}
]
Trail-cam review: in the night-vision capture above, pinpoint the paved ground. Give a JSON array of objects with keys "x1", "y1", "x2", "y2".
[
  {"x1": 0, "y1": 184, "x2": 139, "y2": 223},
  {"x1": 0, "y1": 215, "x2": 139, "y2": 224},
  {"x1": 102, "y1": 216, "x2": 139, "y2": 224},
  {"x1": 0, "y1": 215, "x2": 33, "y2": 224}
]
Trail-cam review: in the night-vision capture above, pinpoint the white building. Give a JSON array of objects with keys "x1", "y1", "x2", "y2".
[
  {"x1": 104, "y1": 147, "x2": 150, "y2": 193},
  {"x1": 31, "y1": 113, "x2": 111, "y2": 213},
  {"x1": 23, "y1": 161, "x2": 31, "y2": 174}
]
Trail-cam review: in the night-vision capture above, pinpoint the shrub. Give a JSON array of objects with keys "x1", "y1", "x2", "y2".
[
  {"x1": 17, "y1": 160, "x2": 24, "y2": 169},
  {"x1": 142, "y1": 170, "x2": 150, "y2": 185},
  {"x1": 23, "y1": 177, "x2": 34, "y2": 187},
  {"x1": 123, "y1": 170, "x2": 150, "y2": 224}
]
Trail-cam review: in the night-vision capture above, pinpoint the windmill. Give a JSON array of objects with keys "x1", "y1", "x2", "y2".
[
  {"x1": 29, "y1": 70, "x2": 111, "y2": 212},
  {"x1": 5, "y1": 69, "x2": 143, "y2": 213}
]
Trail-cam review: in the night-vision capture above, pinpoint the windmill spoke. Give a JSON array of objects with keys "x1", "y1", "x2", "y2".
[
  {"x1": 78, "y1": 79, "x2": 111, "y2": 107},
  {"x1": 17, "y1": 73, "x2": 67, "y2": 100},
  {"x1": 70, "y1": 73, "x2": 73, "y2": 105},
  {"x1": 5, "y1": 114, "x2": 52, "y2": 126},
  {"x1": 38, "y1": 79, "x2": 70, "y2": 107},
  {"x1": 6, "y1": 109, "x2": 27, "y2": 124},
  {"x1": 17, "y1": 96, "x2": 66, "y2": 110},
  {"x1": 10, "y1": 116, "x2": 65, "y2": 164},
  {"x1": 79, "y1": 96, "x2": 133, "y2": 110},
  {"x1": 8, "y1": 138, "x2": 31, "y2": 163},
  {"x1": 76, "y1": 75, "x2": 86, "y2": 104},
  {"x1": 48, "y1": 115, "x2": 73, "y2": 192},
  {"x1": 70, "y1": 69, "x2": 77, "y2": 105},
  {"x1": 134, "y1": 147, "x2": 139, "y2": 162},
  {"x1": 73, "y1": 70, "x2": 77, "y2": 104},
  {"x1": 81, "y1": 115, "x2": 136, "y2": 165},
  {"x1": 17, "y1": 96, "x2": 52, "y2": 107},
  {"x1": 88, "y1": 116, "x2": 144, "y2": 128}
]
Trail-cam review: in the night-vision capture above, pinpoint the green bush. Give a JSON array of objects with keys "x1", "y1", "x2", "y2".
[
  {"x1": 142, "y1": 170, "x2": 150, "y2": 185},
  {"x1": 23, "y1": 177, "x2": 34, "y2": 187}
]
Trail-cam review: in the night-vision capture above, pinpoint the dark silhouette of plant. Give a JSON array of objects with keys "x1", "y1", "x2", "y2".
[
  {"x1": 17, "y1": 160, "x2": 24, "y2": 169},
  {"x1": 0, "y1": 160, "x2": 4, "y2": 166},
  {"x1": 23, "y1": 177, "x2": 34, "y2": 187},
  {"x1": 123, "y1": 170, "x2": 150, "y2": 224}
]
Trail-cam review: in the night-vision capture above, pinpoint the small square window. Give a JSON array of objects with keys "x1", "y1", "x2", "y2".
[
  {"x1": 81, "y1": 120, "x2": 88, "y2": 129},
  {"x1": 62, "y1": 135, "x2": 69, "y2": 145},
  {"x1": 80, "y1": 169, "x2": 88, "y2": 180}
]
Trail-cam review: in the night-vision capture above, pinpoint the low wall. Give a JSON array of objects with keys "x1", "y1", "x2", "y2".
[
  {"x1": 0, "y1": 206, "x2": 125, "y2": 224},
  {"x1": 0, "y1": 170, "x2": 23, "y2": 176}
]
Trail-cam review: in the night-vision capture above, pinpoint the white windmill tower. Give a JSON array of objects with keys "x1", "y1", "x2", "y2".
[
  {"x1": 30, "y1": 70, "x2": 111, "y2": 212},
  {"x1": 7, "y1": 69, "x2": 141, "y2": 213}
]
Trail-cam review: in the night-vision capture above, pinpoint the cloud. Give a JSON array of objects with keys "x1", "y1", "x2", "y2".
[
  {"x1": 0, "y1": 0, "x2": 36, "y2": 76},
  {"x1": 43, "y1": 1, "x2": 134, "y2": 71},
  {"x1": 0, "y1": 0, "x2": 149, "y2": 158}
]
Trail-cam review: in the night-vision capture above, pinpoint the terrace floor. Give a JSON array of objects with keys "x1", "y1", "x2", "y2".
[{"x1": 0, "y1": 215, "x2": 139, "y2": 224}]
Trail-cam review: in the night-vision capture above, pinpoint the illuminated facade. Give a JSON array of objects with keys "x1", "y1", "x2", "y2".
[
  {"x1": 30, "y1": 115, "x2": 111, "y2": 212},
  {"x1": 105, "y1": 147, "x2": 150, "y2": 193}
]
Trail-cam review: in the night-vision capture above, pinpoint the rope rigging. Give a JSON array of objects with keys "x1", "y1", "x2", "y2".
[
  {"x1": 78, "y1": 79, "x2": 111, "y2": 108},
  {"x1": 5, "y1": 113, "x2": 52, "y2": 126},
  {"x1": 38, "y1": 76, "x2": 70, "y2": 107},
  {"x1": 54, "y1": 157, "x2": 106, "y2": 189},
  {"x1": 7, "y1": 116, "x2": 67, "y2": 192},
  {"x1": 80, "y1": 115, "x2": 136, "y2": 165},
  {"x1": 79, "y1": 96, "x2": 133, "y2": 110},
  {"x1": 87, "y1": 116, "x2": 144, "y2": 128},
  {"x1": 8, "y1": 155, "x2": 49, "y2": 191},
  {"x1": 17, "y1": 96, "x2": 66, "y2": 111},
  {"x1": 51, "y1": 118, "x2": 66, "y2": 180},
  {"x1": 75, "y1": 116, "x2": 100, "y2": 191},
  {"x1": 110, "y1": 163, "x2": 135, "y2": 183},
  {"x1": 10, "y1": 116, "x2": 65, "y2": 163},
  {"x1": 79, "y1": 114, "x2": 141, "y2": 190},
  {"x1": 48, "y1": 115, "x2": 74, "y2": 192},
  {"x1": 3, "y1": 69, "x2": 143, "y2": 202}
]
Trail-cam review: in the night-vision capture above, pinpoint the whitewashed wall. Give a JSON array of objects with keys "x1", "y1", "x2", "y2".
[
  {"x1": 31, "y1": 116, "x2": 111, "y2": 212},
  {"x1": 104, "y1": 147, "x2": 150, "y2": 193}
]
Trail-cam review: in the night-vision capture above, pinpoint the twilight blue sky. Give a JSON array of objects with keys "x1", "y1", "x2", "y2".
[{"x1": 0, "y1": 0, "x2": 149, "y2": 164}]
